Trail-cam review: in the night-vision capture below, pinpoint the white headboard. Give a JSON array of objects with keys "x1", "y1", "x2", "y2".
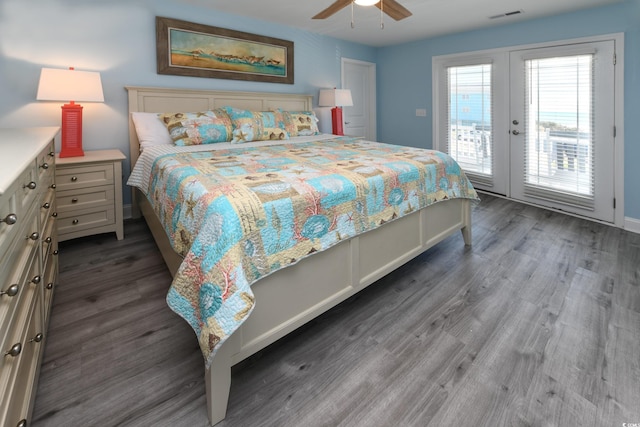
[{"x1": 125, "y1": 86, "x2": 313, "y2": 171}]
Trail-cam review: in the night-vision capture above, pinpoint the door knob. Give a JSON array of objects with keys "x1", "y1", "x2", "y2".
[
  {"x1": 512, "y1": 130, "x2": 520, "y2": 135},
  {"x1": 512, "y1": 120, "x2": 519, "y2": 125}
]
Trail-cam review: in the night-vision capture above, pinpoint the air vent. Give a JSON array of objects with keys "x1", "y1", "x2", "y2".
[{"x1": 489, "y1": 10, "x2": 523, "y2": 19}]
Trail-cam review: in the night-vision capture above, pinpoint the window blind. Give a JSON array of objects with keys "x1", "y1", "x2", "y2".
[
  {"x1": 523, "y1": 54, "x2": 595, "y2": 209},
  {"x1": 446, "y1": 64, "x2": 493, "y2": 187}
]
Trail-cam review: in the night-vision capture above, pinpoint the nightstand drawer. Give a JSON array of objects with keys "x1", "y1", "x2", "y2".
[
  {"x1": 57, "y1": 207, "x2": 115, "y2": 237},
  {"x1": 55, "y1": 149, "x2": 124, "y2": 241},
  {"x1": 56, "y1": 163, "x2": 114, "y2": 192},
  {"x1": 56, "y1": 185, "x2": 114, "y2": 212}
]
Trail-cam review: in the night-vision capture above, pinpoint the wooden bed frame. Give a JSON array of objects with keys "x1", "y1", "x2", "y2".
[{"x1": 126, "y1": 86, "x2": 473, "y2": 426}]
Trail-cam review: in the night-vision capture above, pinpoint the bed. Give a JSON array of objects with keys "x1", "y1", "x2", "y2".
[{"x1": 125, "y1": 86, "x2": 478, "y2": 426}]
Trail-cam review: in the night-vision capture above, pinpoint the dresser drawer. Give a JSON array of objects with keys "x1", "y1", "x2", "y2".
[
  {"x1": 0, "y1": 126, "x2": 59, "y2": 427},
  {"x1": 36, "y1": 139, "x2": 56, "y2": 190},
  {"x1": 41, "y1": 207, "x2": 57, "y2": 264},
  {"x1": 0, "y1": 208, "x2": 39, "y2": 292},
  {"x1": 0, "y1": 242, "x2": 38, "y2": 353},
  {"x1": 0, "y1": 284, "x2": 42, "y2": 427},
  {"x1": 19, "y1": 161, "x2": 40, "y2": 216},
  {"x1": 39, "y1": 187, "x2": 56, "y2": 232},
  {"x1": 57, "y1": 207, "x2": 115, "y2": 237},
  {"x1": 0, "y1": 165, "x2": 39, "y2": 257},
  {"x1": 56, "y1": 185, "x2": 114, "y2": 212},
  {"x1": 43, "y1": 253, "x2": 58, "y2": 326},
  {"x1": 56, "y1": 162, "x2": 114, "y2": 192}
]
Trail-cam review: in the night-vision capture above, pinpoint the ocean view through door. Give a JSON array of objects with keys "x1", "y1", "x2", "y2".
[
  {"x1": 434, "y1": 36, "x2": 618, "y2": 223},
  {"x1": 510, "y1": 41, "x2": 615, "y2": 222}
]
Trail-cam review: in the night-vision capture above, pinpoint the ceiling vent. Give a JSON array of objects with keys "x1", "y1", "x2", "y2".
[{"x1": 489, "y1": 10, "x2": 524, "y2": 19}]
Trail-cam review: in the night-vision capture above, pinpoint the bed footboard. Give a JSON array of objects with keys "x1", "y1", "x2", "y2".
[{"x1": 199, "y1": 198, "x2": 472, "y2": 426}]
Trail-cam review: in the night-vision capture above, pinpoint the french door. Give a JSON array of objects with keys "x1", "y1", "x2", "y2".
[
  {"x1": 509, "y1": 42, "x2": 615, "y2": 221},
  {"x1": 434, "y1": 37, "x2": 618, "y2": 223}
]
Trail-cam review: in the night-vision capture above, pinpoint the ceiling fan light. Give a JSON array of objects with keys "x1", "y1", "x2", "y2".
[{"x1": 354, "y1": 0, "x2": 380, "y2": 6}]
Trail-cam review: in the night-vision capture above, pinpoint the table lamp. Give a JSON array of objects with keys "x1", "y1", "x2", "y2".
[
  {"x1": 37, "y1": 67, "x2": 104, "y2": 157},
  {"x1": 319, "y1": 88, "x2": 353, "y2": 136}
]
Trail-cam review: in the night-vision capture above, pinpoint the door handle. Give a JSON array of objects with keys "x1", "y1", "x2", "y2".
[{"x1": 512, "y1": 130, "x2": 520, "y2": 135}]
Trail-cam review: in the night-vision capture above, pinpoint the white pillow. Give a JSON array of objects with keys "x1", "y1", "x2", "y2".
[{"x1": 131, "y1": 112, "x2": 173, "y2": 148}]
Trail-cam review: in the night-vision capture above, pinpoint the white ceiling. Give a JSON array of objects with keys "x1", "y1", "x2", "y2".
[{"x1": 198, "y1": 0, "x2": 622, "y2": 47}]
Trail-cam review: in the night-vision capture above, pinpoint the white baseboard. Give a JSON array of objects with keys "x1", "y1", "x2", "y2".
[{"x1": 625, "y1": 216, "x2": 640, "y2": 235}]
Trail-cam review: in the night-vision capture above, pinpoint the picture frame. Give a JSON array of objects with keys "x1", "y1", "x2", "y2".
[{"x1": 156, "y1": 17, "x2": 294, "y2": 84}]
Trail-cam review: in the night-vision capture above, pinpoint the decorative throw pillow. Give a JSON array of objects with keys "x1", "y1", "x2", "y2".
[
  {"x1": 224, "y1": 108, "x2": 289, "y2": 143},
  {"x1": 160, "y1": 109, "x2": 232, "y2": 146},
  {"x1": 283, "y1": 111, "x2": 320, "y2": 136},
  {"x1": 130, "y1": 112, "x2": 174, "y2": 148}
]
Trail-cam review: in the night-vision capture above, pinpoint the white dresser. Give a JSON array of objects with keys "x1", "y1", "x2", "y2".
[{"x1": 0, "y1": 127, "x2": 59, "y2": 427}]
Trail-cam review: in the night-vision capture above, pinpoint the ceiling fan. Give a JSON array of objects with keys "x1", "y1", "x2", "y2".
[{"x1": 313, "y1": 0, "x2": 412, "y2": 21}]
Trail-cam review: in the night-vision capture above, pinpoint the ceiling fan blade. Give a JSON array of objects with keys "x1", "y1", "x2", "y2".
[
  {"x1": 312, "y1": 0, "x2": 353, "y2": 19},
  {"x1": 376, "y1": 0, "x2": 412, "y2": 21}
]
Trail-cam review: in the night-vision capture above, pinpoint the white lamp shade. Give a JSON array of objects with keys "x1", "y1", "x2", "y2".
[
  {"x1": 319, "y1": 88, "x2": 353, "y2": 107},
  {"x1": 37, "y1": 68, "x2": 104, "y2": 102},
  {"x1": 354, "y1": 0, "x2": 380, "y2": 5}
]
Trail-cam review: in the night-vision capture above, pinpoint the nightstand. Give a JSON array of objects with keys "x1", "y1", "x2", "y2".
[{"x1": 55, "y1": 149, "x2": 126, "y2": 241}]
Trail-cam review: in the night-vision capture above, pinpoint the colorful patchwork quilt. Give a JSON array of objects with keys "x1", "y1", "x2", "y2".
[{"x1": 137, "y1": 137, "x2": 479, "y2": 367}]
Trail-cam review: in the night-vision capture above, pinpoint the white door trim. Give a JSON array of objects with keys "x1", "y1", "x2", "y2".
[{"x1": 432, "y1": 32, "x2": 624, "y2": 227}]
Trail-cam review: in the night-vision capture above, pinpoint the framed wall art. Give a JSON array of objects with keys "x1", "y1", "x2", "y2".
[{"x1": 156, "y1": 17, "x2": 294, "y2": 84}]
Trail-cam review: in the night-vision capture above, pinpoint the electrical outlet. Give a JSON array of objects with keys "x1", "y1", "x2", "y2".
[{"x1": 416, "y1": 108, "x2": 427, "y2": 117}]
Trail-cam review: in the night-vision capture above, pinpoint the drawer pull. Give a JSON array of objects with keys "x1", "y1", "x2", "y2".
[
  {"x1": 41, "y1": 162, "x2": 49, "y2": 170},
  {"x1": 5, "y1": 342, "x2": 22, "y2": 357},
  {"x1": 72, "y1": 219, "x2": 79, "y2": 225},
  {"x1": 71, "y1": 198, "x2": 79, "y2": 203},
  {"x1": 24, "y1": 181, "x2": 37, "y2": 190},
  {"x1": 30, "y1": 333, "x2": 44, "y2": 343},
  {"x1": 71, "y1": 176, "x2": 78, "y2": 182},
  {"x1": 52, "y1": 212, "x2": 58, "y2": 218},
  {"x1": 53, "y1": 250, "x2": 59, "y2": 256},
  {"x1": 28, "y1": 232, "x2": 40, "y2": 241},
  {"x1": 42, "y1": 202, "x2": 51, "y2": 209},
  {"x1": 50, "y1": 183, "x2": 56, "y2": 189},
  {"x1": 46, "y1": 282, "x2": 54, "y2": 290},
  {"x1": 17, "y1": 419, "x2": 27, "y2": 427},
  {"x1": 31, "y1": 275, "x2": 41, "y2": 285},
  {"x1": 1, "y1": 213, "x2": 17, "y2": 225},
  {"x1": 44, "y1": 236, "x2": 52, "y2": 244},
  {"x1": 49, "y1": 150, "x2": 55, "y2": 157},
  {"x1": 0, "y1": 284, "x2": 19, "y2": 298}
]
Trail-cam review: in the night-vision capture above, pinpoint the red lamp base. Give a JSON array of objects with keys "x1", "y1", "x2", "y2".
[
  {"x1": 60, "y1": 102, "x2": 84, "y2": 157},
  {"x1": 331, "y1": 106, "x2": 344, "y2": 136}
]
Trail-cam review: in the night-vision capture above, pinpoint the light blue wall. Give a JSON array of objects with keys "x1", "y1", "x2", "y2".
[
  {"x1": 0, "y1": 0, "x2": 376, "y2": 204},
  {"x1": 1, "y1": 0, "x2": 638, "y2": 220},
  {"x1": 377, "y1": 0, "x2": 640, "y2": 221}
]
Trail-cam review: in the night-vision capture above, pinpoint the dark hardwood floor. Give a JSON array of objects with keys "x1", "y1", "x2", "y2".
[{"x1": 31, "y1": 194, "x2": 640, "y2": 427}]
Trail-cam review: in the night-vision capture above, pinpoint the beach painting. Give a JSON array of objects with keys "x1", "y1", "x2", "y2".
[{"x1": 156, "y1": 17, "x2": 294, "y2": 84}]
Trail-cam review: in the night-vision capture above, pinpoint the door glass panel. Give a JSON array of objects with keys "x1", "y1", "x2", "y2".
[
  {"x1": 446, "y1": 64, "x2": 493, "y2": 185},
  {"x1": 523, "y1": 55, "x2": 595, "y2": 208}
]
